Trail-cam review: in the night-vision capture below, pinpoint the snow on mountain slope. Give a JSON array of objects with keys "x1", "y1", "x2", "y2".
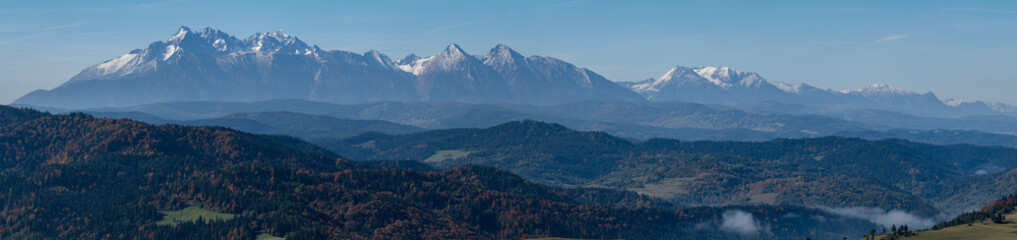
[
  {"x1": 15, "y1": 26, "x2": 416, "y2": 109},
  {"x1": 693, "y1": 66, "x2": 767, "y2": 88},
  {"x1": 11, "y1": 26, "x2": 1016, "y2": 117},
  {"x1": 387, "y1": 43, "x2": 645, "y2": 104},
  {"x1": 404, "y1": 44, "x2": 510, "y2": 102},
  {"x1": 629, "y1": 66, "x2": 799, "y2": 104},
  {"x1": 14, "y1": 27, "x2": 643, "y2": 109},
  {"x1": 629, "y1": 65, "x2": 1014, "y2": 117}
]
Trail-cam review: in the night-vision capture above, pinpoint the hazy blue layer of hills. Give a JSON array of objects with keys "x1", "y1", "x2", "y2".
[
  {"x1": 85, "y1": 110, "x2": 425, "y2": 139},
  {"x1": 58, "y1": 99, "x2": 1017, "y2": 148}
]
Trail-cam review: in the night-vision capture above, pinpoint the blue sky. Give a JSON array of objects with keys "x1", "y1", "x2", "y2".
[{"x1": 2, "y1": 0, "x2": 1016, "y2": 104}]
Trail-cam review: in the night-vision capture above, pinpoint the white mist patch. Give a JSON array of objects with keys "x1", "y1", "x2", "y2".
[
  {"x1": 816, "y1": 206, "x2": 942, "y2": 229},
  {"x1": 719, "y1": 209, "x2": 764, "y2": 235}
]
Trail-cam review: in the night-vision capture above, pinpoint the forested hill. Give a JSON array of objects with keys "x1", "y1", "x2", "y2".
[
  {"x1": 932, "y1": 194, "x2": 1017, "y2": 230},
  {"x1": 863, "y1": 194, "x2": 1017, "y2": 239},
  {"x1": 0, "y1": 106, "x2": 879, "y2": 239},
  {"x1": 326, "y1": 120, "x2": 1017, "y2": 215}
]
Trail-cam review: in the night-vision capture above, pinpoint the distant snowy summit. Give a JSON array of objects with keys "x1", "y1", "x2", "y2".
[
  {"x1": 625, "y1": 65, "x2": 1012, "y2": 117},
  {"x1": 12, "y1": 26, "x2": 1016, "y2": 118}
]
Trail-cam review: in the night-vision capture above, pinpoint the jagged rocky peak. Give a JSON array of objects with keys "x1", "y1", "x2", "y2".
[
  {"x1": 485, "y1": 44, "x2": 524, "y2": 58},
  {"x1": 131, "y1": 26, "x2": 316, "y2": 63},
  {"x1": 246, "y1": 29, "x2": 313, "y2": 54},
  {"x1": 398, "y1": 54, "x2": 421, "y2": 65},
  {"x1": 437, "y1": 43, "x2": 469, "y2": 59},
  {"x1": 399, "y1": 43, "x2": 480, "y2": 74},
  {"x1": 167, "y1": 26, "x2": 192, "y2": 42},
  {"x1": 481, "y1": 44, "x2": 531, "y2": 70},
  {"x1": 169, "y1": 26, "x2": 233, "y2": 43},
  {"x1": 486, "y1": 44, "x2": 520, "y2": 58},
  {"x1": 198, "y1": 27, "x2": 244, "y2": 51},
  {"x1": 162, "y1": 26, "x2": 246, "y2": 55}
]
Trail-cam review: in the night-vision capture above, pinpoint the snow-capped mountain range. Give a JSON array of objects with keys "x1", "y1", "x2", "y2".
[
  {"x1": 627, "y1": 65, "x2": 1013, "y2": 117},
  {"x1": 12, "y1": 26, "x2": 1016, "y2": 118},
  {"x1": 15, "y1": 26, "x2": 642, "y2": 109}
]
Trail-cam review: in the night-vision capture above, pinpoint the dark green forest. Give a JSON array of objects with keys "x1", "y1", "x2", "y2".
[
  {"x1": 0, "y1": 106, "x2": 881, "y2": 239},
  {"x1": 930, "y1": 194, "x2": 1017, "y2": 230}
]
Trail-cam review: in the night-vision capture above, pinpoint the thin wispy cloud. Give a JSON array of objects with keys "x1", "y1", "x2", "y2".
[
  {"x1": 424, "y1": 0, "x2": 587, "y2": 35},
  {"x1": 38, "y1": 20, "x2": 94, "y2": 31},
  {"x1": 0, "y1": 33, "x2": 55, "y2": 46},
  {"x1": 729, "y1": 7, "x2": 870, "y2": 12},
  {"x1": 875, "y1": 34, "x2": 912, "y2": 43},
  {"x1": 0, "y1": 21, "x2": 94, "y2": 46},
  {"x1": 424, "y1": 19, "x2": 489, "y2": 34},
  {"x1": 0, "y1": 1, "x2": 177, "y2": 14},
  {"x1": 944, "y1": 7, "x2": 1017, "y2": 15},
  {"x1": 553, "y1": 0, "x2": 588, "y2": 8}
]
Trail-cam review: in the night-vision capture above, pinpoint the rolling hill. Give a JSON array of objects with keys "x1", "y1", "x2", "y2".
[
  {"x1": 0, "y1": 105, "x2": 882, "y2": 239},
  {"x1": 866, "y1": 194, "x2": 1017, "y2": 240},
  {"x1": 323, "y1": 120, "x2": 1017, "y2": 216}
]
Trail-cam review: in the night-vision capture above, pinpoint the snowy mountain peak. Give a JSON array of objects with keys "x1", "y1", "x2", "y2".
[
  {"x1": 629, "y1": 65, "x2": 817, "y2": 104},
  {"x1": 660, "y1": 66, "x2": 701, "y2": 80},
  {"x1": 844, "y1": 83, "x2": 917, "y2": 95},
  {"x1": 271, "y1": 30, "x2": 288, "y2": 38},
  {"x1": 694, "y1": 66, "x2": 732, "y2": 78},
  {"x1": 481, "y1": 44, "x2": 530, "y2": 70},
  {"x1": 159, "y1": 26, "x2": 250, "y2": 59},
  {"x1": 364, "y1": 50, "x2": 400, "y2": 70},
  {"x1": 197, "y1": 27, "x2": 233, "y2": 43},
  {"x1": 248, "y1": 30, "x2": 291, "y2": 41},
  {"x1": 70, "y1": 26, "x2": 325, "y2": 83},
  {"x1": 945, "y1": 98, "x2": 966, "y2": 107},
  {"x1": 441, "y1": 43, "x2": 468, "y2": 57},
  {"x1": 641, "y1": 65, "x2": 767, "y2": 90},
  {"x1": 246, "y1": 30, "x2": 310, "y2": 53},
  {"x1": 168, "y1": 26, "x2": 192, "y2": 42},
  {"x1": 167, "y1": 26, "x2": 230, "y2": 44},
  {"x1": 394, "y1": 44, "x2": 475, "y2": 75},
  {"x1": 492, "y1": 44, "x2": 513, "y2": 54},
  {"x1": 416, "y1": 43, "x2": 478, "y2": 70},
  {"x1": 628, "y1": 66, "x2": 703, "y2": 93},
  {"x1": 692, "y1": 66, "x2": 765, "y2": 88},
  {"x1": 398, "y1": 54, "x2": 420, "y2": 65},
  {"x1": 487, "y1": 44, "x2": 522, "y2": 58}
]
